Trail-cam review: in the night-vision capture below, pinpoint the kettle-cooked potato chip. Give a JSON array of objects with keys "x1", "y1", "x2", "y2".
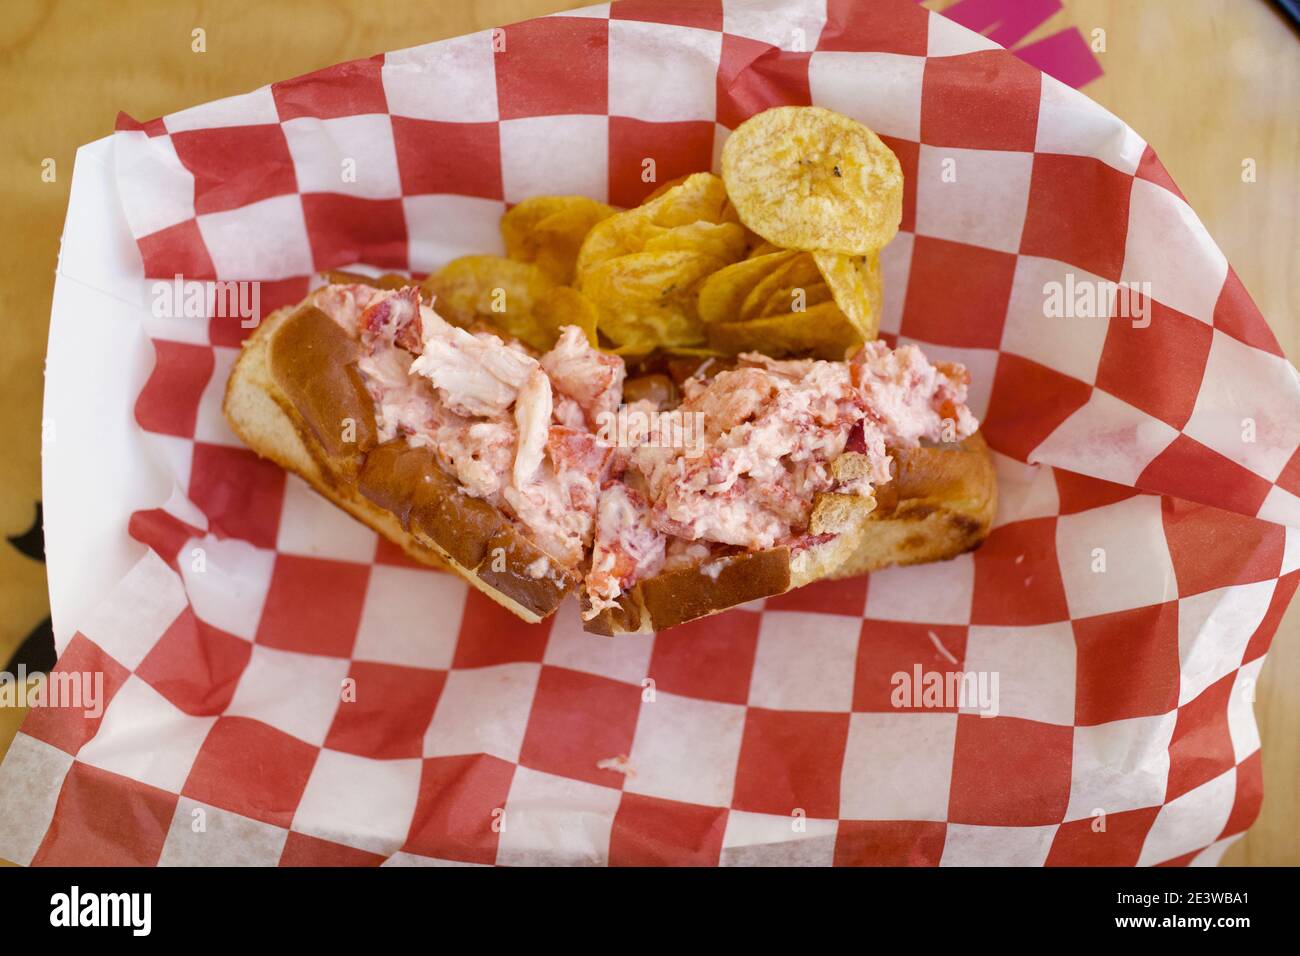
[
  {"x1": 756, "y1": 279, "x2": 835, "y2": 319},
  {"x1": 740, "y1": 252, "x2": 823, "y2": 321},
  {"x1": 501, "y1": 196, "x2": 615, "y2": 284},
  {"x1": 647, "y1": 173, "x2": 734, "y2": 227},
  {"x1": 642, "y1": 221, "x2": 748, "y2": 262},
  {"x1": 746, "y1": 239, "x2": 783, "y2": 259},
  {"x1": 640, "y1": 173, "x2": 693, "y2": 206},
  {"x1": 721, "y1": 106, "x2": 902, "y2": 255},
  {"x1": 707, "y1": 301, "x2": 862, "y2": 359},
  {"x1": 575, "y1": 173, "x2": 734, "y2": 279},
  {"x1": 696, "y1": 250, "x2": 797, "y2": 325},
  {"x1": 579, "y1": 249, "x2": 724, "y2": 348},
  {"x1": 423, "y1": 255, "x2": 557, "y2": 349},
  {"x1": 663, "y1": 346, "x2": 727, "y2": 358},
  {"x1": 813, "y1": 250, "x2": 882, "y2": 342},
  {"x1": 608, "y1": 342, "x2": 660, "y2": 361},
  {"x1": 532, "y1": 285, "x2": 600, "y2": 349}
]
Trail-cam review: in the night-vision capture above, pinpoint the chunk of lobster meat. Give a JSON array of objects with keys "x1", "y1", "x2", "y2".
[
  {"x1": 680, "y1": 367, "x2": 778, "y2": 438},
  {"x1": 652, "y1": 476, "x2": 793, "y2": 550},
  {"x1": 583, "y1": 484, "x2": 666, "y2": 620},
  {"x1": 312, "y1": 282, "x2": 384, "y2": 337},
  {"x1": 410, "y1": 310, "x2": 538, "y2": 418},
  {"x1": 503, "y1": 469, "x2": 593, "y2": 568},
  {"x1": 358, "y1": 285, "x2": 423, "y2": 353},
  {"x1": 540, "y1": 325, "x2": 626, "y2": 426},
  {"x1": 735, "y1": 353, "x2": 817, "y2": 380},
  {"x1": 661, "y1": 536, "x2": 713, "y2": 572},
  {"x1": 513, "y1": 368, "x2": 553, "y2": 487},
  {"x1": 932, "y1": 361, "x2": 979, "y2": 439},
  {"x1": 548, "y1": 425, "x2": 613, "y2": 515},
  {"x1": 357, "y1": 346, "x2": 440, "y2": 445},
  {"x1": 552, "y1": 394, "x2": 588, "y2": 430},
  {"x1": 427, "y1": 413, "x2": 516, "y2": 499},
  {"x1": 850, "y1": 341, "x2": 977, "y2": 446}
]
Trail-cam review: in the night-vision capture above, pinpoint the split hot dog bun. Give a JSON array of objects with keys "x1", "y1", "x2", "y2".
[{"x1": 223, "y1": 278, "x2": 995, "y2": 634}]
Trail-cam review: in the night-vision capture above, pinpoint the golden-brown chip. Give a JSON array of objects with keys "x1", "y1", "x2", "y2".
[
  {"x1": 706, "y1": 301, "x2": 862, "y2": 359},
  {"x1": 696, "y1": 250, "x2": 797, "y2": 325},
  {"x1": 423, "y1": 255, "x2": 557, "y2": 348},
  {"x1": 532, "y1": 286, "x2": 600, "y2": 349},
  {"x1": 721, "y1": 106, "x2": 902, "y2": 255},
  {"x1": 501, "y1": 196, "x2": 615, "y2": 284},
  {"x1": 756, "y1": 279, "x2": 835, "y2": 319},
  {"x1": 501, "y1": 196, "x2": 614, "y2": 259},
  {"x1": 813, "y1": 250, "x2": 882, "y2": 342},
  {"x1": 649, "y1": 173, "x2": 732, "y2": 226},
  {"x1": 640, "y1": 173, "x2": 693, "y2": 206},
  {"x1": 642, "y1": 221, "x2": 748, "y2": 262},
  {"x1": 739, "y1": 252, "x2": 822, "y2": 321},
  {"x1": 575, "y1": 173, "x2": 733, "y2": 279},
  {"x1": 578, "y1": 250, "x2": 724, "y2": 348}
]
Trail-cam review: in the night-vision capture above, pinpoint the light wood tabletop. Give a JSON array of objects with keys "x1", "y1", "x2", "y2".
[{"x1": 0, "y1": 0, "x2": 1296, "y2": 865}]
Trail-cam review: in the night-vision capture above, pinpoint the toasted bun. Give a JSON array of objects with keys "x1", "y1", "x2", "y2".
[
  {"x1": 582, "y1": 433, "x2": 996, "y2": 634},
  {"x1": 834, "y1": 432, "x2": 996, "y2": 578},
  {"x1": 223, "y1": 301, "x2": 578, "y2": 623},
  {"x1": 224, "y1": 286, "x2": 995, "y2": 633}
]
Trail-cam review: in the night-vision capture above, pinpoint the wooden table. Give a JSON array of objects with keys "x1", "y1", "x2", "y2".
[{"x1": 0, "y1": 0, "x2": 1295, "y2": 865}]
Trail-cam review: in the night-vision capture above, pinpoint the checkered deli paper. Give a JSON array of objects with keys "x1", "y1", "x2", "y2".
[{"x1": 6, "y1": 0, "x2": 1300, "y2": 867}]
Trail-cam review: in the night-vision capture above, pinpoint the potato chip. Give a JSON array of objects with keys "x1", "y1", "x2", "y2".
[
  {"x1": 642, "y1": 221, "x2": 748, "y2": 262},
  {"x1": 501, "y1": 196, "x2": 615, "y2": 284},
  {"x1": 575, "y1": 173, "x2": 733, "y2": 279},
  {"x1": 532, "y1": 213, "x2": 613, "y2": 284},
  {"x1": 756, "y1": 279, "x2": 835, "y2": 318},
  {"x1": 532, "y1": 286, "x2": 599, "y2": 349},
  {"x1": 721, "y1": 106, "x2": 902, "y2": 255},
  {"x1": 579, "y1": 250, "x2": 724, "y2": 348},
  {"x1": 707, "y1": 301, "x2": 862, "y2": 359},
  {"x1": 813, "y1": 251, "x2": 882, "y2": 341},
  {"x1": 501, "y1": 196, "x2": 614, "y2": 258},
  {"x1": 644, "y1": 173, "x2": 732, "y2": 227},
  {"x1": 640, "y1": 173, "x2": 693, "y2": 206},
  {"x1": 696, "y1": 250, "x2": 797, "y2": 325},
  {"x1": 739, "y1": 252, "x2": 823, "y2": 321},
  {"x1": 423, "y1": 255, "x2": 556, "y2": 348},
  {"x1": 501, "y1": 198, "x2": 563, "y2": 255}
]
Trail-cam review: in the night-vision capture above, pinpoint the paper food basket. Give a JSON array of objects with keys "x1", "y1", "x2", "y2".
[{"x1": 3, "y1": 0, "x2": 1298, "y2": 866}]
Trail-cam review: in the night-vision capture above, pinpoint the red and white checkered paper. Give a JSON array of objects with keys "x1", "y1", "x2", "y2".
[{"x1": 5, "y1": 0, "x2": 1300, "y2": 866}]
